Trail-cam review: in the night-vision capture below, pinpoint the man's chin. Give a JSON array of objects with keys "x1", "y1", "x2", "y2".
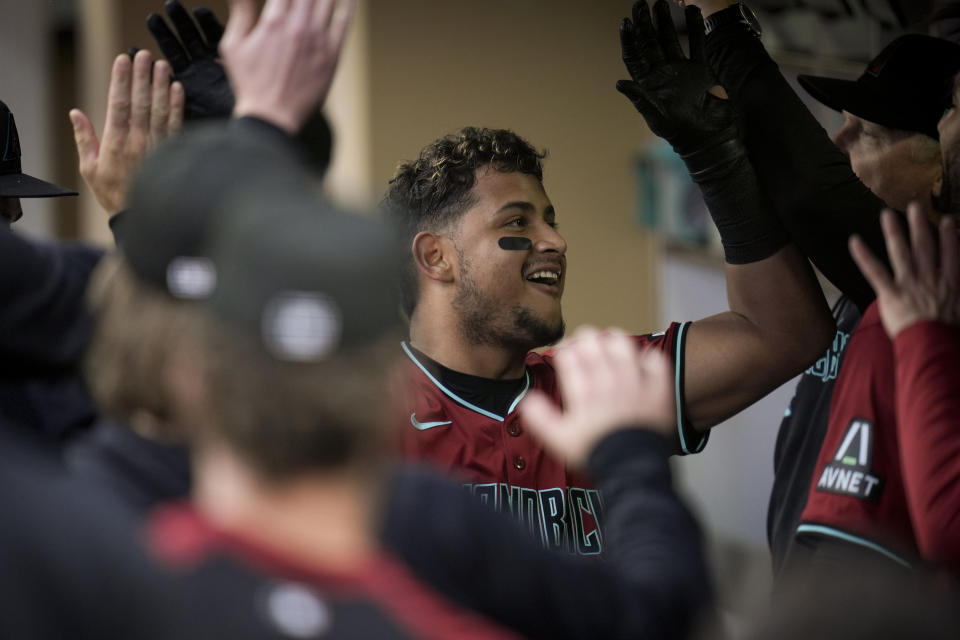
[{"x1": 517, "y1": 309, "x2": 565, "y2": 349}]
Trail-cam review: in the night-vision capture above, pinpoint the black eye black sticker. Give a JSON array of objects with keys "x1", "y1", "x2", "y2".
[{"x1": 498, "y1": 237, "x2": 532, "y2": 251}]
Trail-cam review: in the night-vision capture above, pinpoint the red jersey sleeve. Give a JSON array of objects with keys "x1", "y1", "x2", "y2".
[
  {"x1": 538, "y1": 322, "x2": 704, "y2": 455},
  {"x1": 893, "y1": 320, "x2": 960, "y2": 574},
  {"x1": 634, "y1": 322, "x2": 706, "y2": 456}
]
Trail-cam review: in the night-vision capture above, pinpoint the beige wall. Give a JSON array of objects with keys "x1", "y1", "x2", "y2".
[
  {"x1": 364, "y1": 0, "x2": 659, "y2": 332},
  {"x1": 70, "y1": 0, "x2": 659, "y2": 330}
]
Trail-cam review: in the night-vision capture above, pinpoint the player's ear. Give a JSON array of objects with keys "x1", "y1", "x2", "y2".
[{"x1": 411, "y1": 231, "x2": 456, "y2": 283}]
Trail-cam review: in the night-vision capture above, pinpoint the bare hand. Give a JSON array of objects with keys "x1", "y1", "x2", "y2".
[
  {"x1": 521, "y1": 327, "x2": 676, "y2": 468},
  {"x1": 219, "y1": 0, "x2": 356, "y2": 135},
  {"x1": 70, "y1": 50, "x2": 185, "y2": 216},
  {"x1": 849, "y1": 203, "x2": 960, "y2": 337}
]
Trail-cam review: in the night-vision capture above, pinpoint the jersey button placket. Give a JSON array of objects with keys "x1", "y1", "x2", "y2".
[{"x1": 513, "y1": 455, "x2": 526, "y2": 471}]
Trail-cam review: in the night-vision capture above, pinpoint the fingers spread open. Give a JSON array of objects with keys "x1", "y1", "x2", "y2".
[
  {"x1": 69, "y1": 109, "x2": 99, "y2": 179},
  {"x1": 221, "y1": 0, "x2": 258, "y2": 52},
  {"x1": 166, "y1": 0, "x2": 208, "y2": 58},
  {"x1": 632, "y1": 0, "x2": 657, "y2": 47},
  {"x1": 104, "y1": 54, "x2": 133, "y2": 142},
  {"x1": 193, "y1": 7, "x2": 226, "y2": 50},
  {"x1": 147, "y1": 13, "x2": 189, "y2": 71},
  {"x1": 150, "y1": 59, "x2": 172, "y2": 143},
  {"x1": 168, "y1": 81, "x2": 185, "y2": 135},
  {"x1": 520, "y1": 391, "x2": 564, "y2": 442},
  {"x1": 130, "y1": 49, "x2": 154, "y2": 135},
  {"x1": 850, "y1": 233, "x2": 894, "y2": 298},
  {"x1": 260, "y1": 0, "x2": 292, "y2": 26},
  {"x1": 881, "y1": 209, "x2": 914, "y2": 283},
  {"x1": 685, "y1": 5, "x2": 706, "y2": 63},
  {"x1": 326, "y1": 0, "x2": 357, "y2": 54},
  {"x1": 653, "y1": 0, "x2": 684, "y2": 62},
  {"x1": 906, "y1": 202, "x2": 936, "y2": 286}
]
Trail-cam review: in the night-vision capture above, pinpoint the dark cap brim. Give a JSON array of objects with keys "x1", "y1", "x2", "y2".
[
  {"x1": 797, "y1": 73, "x2": 907, "y2": 131},
  {"x1": 798, "y1": 73, "x2": 943, "y2": 137},
  {"x1": 796, "y1": 74, "x2": 858, "y2": 114},
  {"x1": 0, "y1": 173, "x2": 78, "y2": 198}
]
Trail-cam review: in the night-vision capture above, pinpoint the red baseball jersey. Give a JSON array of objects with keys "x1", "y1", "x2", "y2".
[
  {"x1": 798, "y1": 302, "x2": 917, "y2": 566},
  {"x1": 893, "y1": 320, "x2": 960, "y2": 574},
  {"x1": 397, "y1": 321, "x2": 703, "y2": 555}
]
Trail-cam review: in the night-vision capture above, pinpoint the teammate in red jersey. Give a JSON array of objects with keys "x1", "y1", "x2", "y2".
[
  {"x1": 795, "y1": 63, "x2": 960, "y2": 575},
  {"x1": 383, "y1": 1, "x2": 833, "y2": 553},
  {"x1": 802, "y1": 194, "x2": 960, "y2": 577}
]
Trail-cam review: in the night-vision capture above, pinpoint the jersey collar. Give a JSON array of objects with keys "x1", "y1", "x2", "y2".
[{"x1": 400, "y1": 341, "x2": 531, "y2": 422}]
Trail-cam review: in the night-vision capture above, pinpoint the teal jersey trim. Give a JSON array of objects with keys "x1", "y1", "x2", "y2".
[
  {"x1": 401, "y1": 342, "x2": 531, "y2": 422},
  {"x1": 796, "y1": 524, "x2": 912, "y2": 568},
  {"x1": 674, "y1": 321, "x2": 707, "y2": 455}
]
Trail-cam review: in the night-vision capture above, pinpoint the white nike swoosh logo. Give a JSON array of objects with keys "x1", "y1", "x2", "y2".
[{"x1": 410, "y1": 413, "x2": 453, "y2": 431}]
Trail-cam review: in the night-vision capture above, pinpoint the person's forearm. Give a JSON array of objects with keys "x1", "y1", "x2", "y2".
[
  {"x1": 588, "y1": 429, "x2": 713, "y2": 637},
  {"x1": 894, "y1": 321, "x2": 960, "y2": 573},
  {"x1": 705, "y1": 23, "x2": 889, "y2": 311},
  {"x1": 683, "y1": 241, "x2": 833, "y2": 429}
]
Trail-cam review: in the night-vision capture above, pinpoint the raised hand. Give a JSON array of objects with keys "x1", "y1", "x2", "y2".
[
  {"x1": 147, "y1": 0, "x2": 233, "y2": 120},
  {"x1": 850, "y1": 203, "x2": 960, "y2": 337},
  {"x1": 70, "y1": 51, "x2": 184, "y2": 216},
  {"x1": 521, "y1": 327, "x2": 676, "y2": 468},
  {"x1": 617, "y1": 0, "x2": 736, "y2": 171},
  {"x1": 219, "y1": 0, "x2": 356, "y2": 135}
]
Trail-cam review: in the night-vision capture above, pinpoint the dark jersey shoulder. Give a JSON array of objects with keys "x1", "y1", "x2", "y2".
[
  {"x1": 149, "y1": 505, "x2": 517, "y2": 640},
  {"x1": 767, "y1": 295, "x2": 861, "y2": 576},
  {"x1": 65, "y1": 420, "x2": 192, "y2": 515}
]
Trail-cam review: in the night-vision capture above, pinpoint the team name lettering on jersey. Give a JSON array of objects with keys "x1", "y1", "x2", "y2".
[
  {"x1": 464, "y1": 483, "x2": 605, "y2": 555},
  {"x1": 815, "y1": 419, "x2": 884, "y2": 501},
  {"x1": 805, "y1": 328, "x2": 851, "y2": 383}
]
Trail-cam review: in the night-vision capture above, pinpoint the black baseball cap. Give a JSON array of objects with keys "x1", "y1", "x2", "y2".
[
  {"x1": 117, "y1": 121, "x2": 313, "y2": 300},
  {"x1": 0, "y1": 101, "x2": 77, "y2": 198},
  {"x1": 798, "y1": 34, "x2": 960, "y2": 140},
  {"x1": 206, "y1": 191, "x2": 404, "y2": 363}
]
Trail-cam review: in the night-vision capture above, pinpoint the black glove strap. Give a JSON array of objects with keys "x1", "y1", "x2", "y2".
[{"x1": 690, "y1": 145, "x2": 790, "y2": 264}]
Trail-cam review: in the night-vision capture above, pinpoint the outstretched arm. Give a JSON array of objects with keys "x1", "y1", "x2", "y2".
[
  {"x1": 680, "y1": 0, "x2": 889, "y2": 311},
  {"x1": 618, "y1": 1, "x2": 833, "y2": 432}
]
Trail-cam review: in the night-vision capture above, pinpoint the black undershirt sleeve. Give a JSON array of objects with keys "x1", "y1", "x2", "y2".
[{"x1": 705, "y1": 24, "x2": 891, "y2": 313}]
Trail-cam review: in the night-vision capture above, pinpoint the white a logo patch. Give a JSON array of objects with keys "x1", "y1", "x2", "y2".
[{"x1": 815, "y1": 419, "x2": 884, "y2": 501}]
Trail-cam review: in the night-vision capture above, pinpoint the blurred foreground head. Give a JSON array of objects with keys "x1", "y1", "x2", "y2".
[
  {"x1": 168, "y1": 185, "x2": 406, "y2": 481},
  {"x1": 85, "y1": 121, "x2": 312, "y2": 438}
]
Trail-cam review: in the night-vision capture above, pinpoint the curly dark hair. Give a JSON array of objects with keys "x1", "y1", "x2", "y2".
[{"x1": 382, "y1": 127, "x2": 547, "y2": 318}]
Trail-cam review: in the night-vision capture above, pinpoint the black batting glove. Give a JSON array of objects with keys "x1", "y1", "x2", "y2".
[
  {"x1": 617, "y1": 1, "x2": 739, "y2": 176},
  {"x1": 147, "y1": 0, "x2": 234, "y2": 120}
]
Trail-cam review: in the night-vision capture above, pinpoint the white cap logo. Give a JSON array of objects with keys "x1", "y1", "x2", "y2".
[
  {"x1": 166, "y1": 256, "x2": 217, "y2": 299},
  {"x1": 263, "y1": 292, "x2": 342, "y2": 361},
  {"x1": 263, "y1": 582, "x2": 331, "y2": 638}
]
